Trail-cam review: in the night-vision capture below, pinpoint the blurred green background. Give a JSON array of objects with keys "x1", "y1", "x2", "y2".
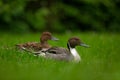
[
  {"x1": 0, "y1": 1, "x2": 120, "y2": 80},
  {"x1": 0, "y1": 0, "x2": 120, "y2": 33}
]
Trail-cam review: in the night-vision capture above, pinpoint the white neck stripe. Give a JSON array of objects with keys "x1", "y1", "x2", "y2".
[{"x1": 70, "y1": 47, "x2": 81, "y2": 62}]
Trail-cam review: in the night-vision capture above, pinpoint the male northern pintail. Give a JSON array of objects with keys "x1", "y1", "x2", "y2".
[
  {"x1": 16, "y1": 32, "x2": 59, "y2": 52},
  {"x1": 35, "y1": 37, "x2": 89, "y2": 63}
]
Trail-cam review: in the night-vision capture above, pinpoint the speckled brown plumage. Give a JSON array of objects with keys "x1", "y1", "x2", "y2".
[{"x1": 16, "y1": 32, "x2": 58, "y2": 52}]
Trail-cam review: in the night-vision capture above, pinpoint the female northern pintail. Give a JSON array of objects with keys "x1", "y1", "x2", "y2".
[
  {"x1": 16, "y1": 32, "x2": 58, "y2": 52},
  {"x1": 35, "y1": 37, "x2": 89, "y2": 63}
]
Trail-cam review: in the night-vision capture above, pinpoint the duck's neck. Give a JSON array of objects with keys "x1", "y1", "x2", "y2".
[
  {"x1": 40, "y1": 40, "x2": 50, "y2": 48},
  {"x1": 70, "y1": 47, "x2": 81, "y2": 62},
  {"x1": 67, "y1": 43, "x2": 81, "y2": 62},
  {"x1": 41, "y1": 40, "x2": 47, "y2": 44}
]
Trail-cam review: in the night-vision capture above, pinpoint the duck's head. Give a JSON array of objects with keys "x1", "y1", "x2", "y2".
[
  {"x1": 68, "y1": 37, "x2": 89, "y2": 48},
  {"x1": 40, "y1": 32, "x2": 59, "y2": 42}
]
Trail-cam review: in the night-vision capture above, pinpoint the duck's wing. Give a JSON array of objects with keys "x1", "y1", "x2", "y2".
[
  {"x1": 46, "y1": 47, "x2": 69, "y2": 54},
  {"x1": 42, "y1": 47, "x2": 73, "y2": 61},
  {"x1": 16, "y1": 42, "x2": 42, "y2": 52}
]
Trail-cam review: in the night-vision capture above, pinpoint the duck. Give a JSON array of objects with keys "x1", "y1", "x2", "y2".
[
  {"x1": 16, "y1": 32, "x2": 59, "y2": 53},
  {"x1": 35, "y1": 37, "x2": 89, "y2": 63}
]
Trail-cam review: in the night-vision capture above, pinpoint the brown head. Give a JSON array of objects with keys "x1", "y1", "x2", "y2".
[
  {"x1": 40, "y1": 32, "x2": 59, "y2": 43},
  {"x1": 67, "y1": 37, "x2": 89, "y2": 48}
]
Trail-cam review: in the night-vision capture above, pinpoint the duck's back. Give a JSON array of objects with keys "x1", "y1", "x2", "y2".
[
  {"x1": 45, "y1": 47, "x2": 74, "y2": 61},
  {"x1": 16, "y1": 42, "x2": 41, "y2": 50},
  {"x1": 16, "y1": 42, "x2": 51, "y2": 52}
]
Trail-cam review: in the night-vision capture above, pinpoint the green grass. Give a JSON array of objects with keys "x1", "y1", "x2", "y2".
[{"x1": 0, "y1": 32, "x2": 120, "y2": 80}]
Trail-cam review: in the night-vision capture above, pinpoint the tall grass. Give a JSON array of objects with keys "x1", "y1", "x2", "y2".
[{"x1": 0, "y1": 32, "x2": 120, "y2": 80}]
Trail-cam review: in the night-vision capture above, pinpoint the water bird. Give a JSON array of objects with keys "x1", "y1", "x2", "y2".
[
  {"x1": 36, "y1": 37, "x2": 89, "y2": 63},
  {"x1": 16, "y1": 32, "x2": 59, "y2": 53}
]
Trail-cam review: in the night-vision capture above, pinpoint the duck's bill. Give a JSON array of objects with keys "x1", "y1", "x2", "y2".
[
  {"x1": 80, "y1": 43, "x2": 90, "y2": 48},
  {"x1": 51, "y1": 36, "x2": 59, "y2": 41}
]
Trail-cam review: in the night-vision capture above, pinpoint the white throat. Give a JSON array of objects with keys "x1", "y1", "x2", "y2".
[{"x1": 70, "y1": 47, "x2": 81, "y2": 62}]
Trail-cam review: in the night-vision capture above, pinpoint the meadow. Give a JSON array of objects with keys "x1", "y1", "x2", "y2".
[{"x1": 0, "y1": 32, "x2": 120, "y2": 80}]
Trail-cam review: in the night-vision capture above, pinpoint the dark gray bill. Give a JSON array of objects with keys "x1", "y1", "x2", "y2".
[
  {"x1": 51, "y1": 36, "x2": 59, "y2": 41},
  {"x1": 80, "y1": 43, "x2": 90, "y2": 48}
]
